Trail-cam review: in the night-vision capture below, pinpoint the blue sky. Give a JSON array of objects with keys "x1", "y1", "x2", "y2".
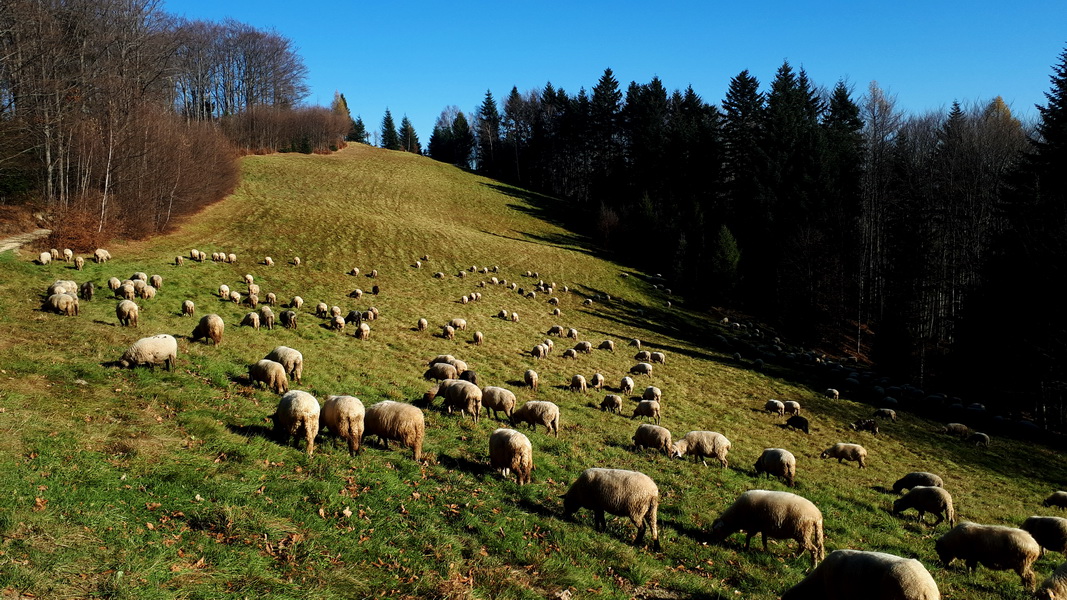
[{"x1": 163, "y1": 0, "x2": 1066, "y2": 142}]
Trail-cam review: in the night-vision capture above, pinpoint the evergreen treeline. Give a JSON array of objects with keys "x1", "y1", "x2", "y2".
[
  {"x1": 0, "y1": 0, "x2": 351, "y2": 243},
  {"x1": 453, "y1": 54, "x2": 1067, "y2": 427}
]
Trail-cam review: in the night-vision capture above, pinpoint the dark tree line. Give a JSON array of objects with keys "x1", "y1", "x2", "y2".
[{"x1": 446, "y1": 54, "x2": 1067, "y2": 426}]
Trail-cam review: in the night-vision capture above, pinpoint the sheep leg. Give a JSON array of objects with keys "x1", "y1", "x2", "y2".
[
  {"x1": 593, "y1": 510, "x2": 606, "y2": 532},
  {"x1": 761, "y1": 532, "x2": 769, "y2": 551},
  {"x1": 1020, "y1": 566, "x2": 1036, "y2": 591}
]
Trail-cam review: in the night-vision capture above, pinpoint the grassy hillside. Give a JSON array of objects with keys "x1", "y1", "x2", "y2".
[{"x1": 0, "y1": 144, "x2": 1064, "y2": 599}]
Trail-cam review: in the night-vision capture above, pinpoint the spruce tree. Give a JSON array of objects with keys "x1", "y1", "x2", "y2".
[
  {"x1": 451, "y1": 111, "x2": 474, "y2": 167},
  {"x1": 351, "y1": 116, "x2": 369, "y2": 144},
  {"x1": 475, "y1": 90, "x2": 501, "y2": 175},
  {"x1": 380, "y1": 109, "x2": 400, "y2": 150},
  {"x1": 399, "y1": 116, "x2": 420, "y2": 154}
]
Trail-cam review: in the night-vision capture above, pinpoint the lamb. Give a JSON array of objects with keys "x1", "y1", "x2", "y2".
[
  {"x1": 894, "y1": 486, "x2": 956, "y2": 527},
  {"x1": 672, "y1": 431, "x2": 730, "y2": 467},
  {"x1": 633, "y1": 424, "x2": 673, "y2": 455},
  {"x1": 570, "y1": 374, "x2": 588, "y2": 393},
  {"x1": 874, "y1": 408, "x2": 898, "y2": 421},
  {"x1": 481, "y1": 387, "x2": 517, "y2": 421},
  {"x1": 574, "y1": 341, "x2": 593, "y2": 353},
  {"x1": 765, "y1": 399, "x2": 785, "y2": 416},
  {"x1": 780, "y1": 549, "x2": 940, "y2": 600},
  {"x1": 1022, "y1": 516, "x2": 1067, "y2": 554},
  {"x1": 851, "y1": 419, "x2": 879, "y2": 434},
  {"x1": 1038, "y1": 560, "x2": 1067, "y2": 600},
  {"x1": 489, "y1": 428, "x2": 533, "y2": 485},
  {"x1": 601, "y1": 394, "x2": 623, "y2": 414},
  {"x1": 562, "y1": 468, "x2": 660, "y2": 550},
  {"x1": 893, "y1": 472, "x2": 944, "y2": 494},
  {"x1": 280, "y1": 310, "x2": 298, "y2": 329},
  {"x1": 116, "y1": 300, "x2": 139, "y2": 327},
  {"x1": 191, "y1": 313, "x2": 224, "y2": 345},
  {"x1": 524, "y1": 369, "x2": 538, "y2": 390},
  {"x1": 943, "y1": 423, "x2": 970, "y2": 438},
  {"x1": 821, "y1": 443, "x2": 867, "y2": 468},
  {"x1": 598, "y1": 340, "x2": 615, "y2": 352},
  {"x1": 754, "y1": 448, "x2": 796, "y2": 487},
  {"x1": 1046, "y1": 492, "x2": 1067, "y2": 509},
  {"x1": 630, "y1": 362, "x2": 653, "y2": 377},
  {"x1": 786, "y1": 415, "x2": 810, "y2": 434},
  {"x1": 511, "y1": 400, "x2": 560, "y2": 437},
  {"x1": 264, "y1": 346, "x2": 303, "y2": 382},
  {"x1": 78, "y1": 281, "x2": 93, "y2": 301},
  {"x1": 650, "y1": 351, "x2": 666, "y2": 364},
  {"x1": 271, "y1": 390, "x2": 320, "y2": 456},
  {"x1": 783, "y1": 400, "x2": 801, "y2": 416},
  {"x1": 248, "y1": 359, "x2": 288, "y2": 394},
  {"x1": 363, "y1": 400, "x2": 424, "y2": 461},
  {"x1": 934, "y1": 522, "x2": 1040, "y2": 590},
  {"x1": 320, "y1": 395, "x2": 365, "y2": 456},
  {"x1": 590, "y1": 372, "x2": 605, "y2": 390},
  {"x1": 642, "y1": 386, "x2": 662, "y2": 402},
  {"x1": 710, "y1": 489, "x2": 825, "y2": 567},
  {"x1": 45, "y1": 293, "x2": 79, "y2": 316},
  {"x1": 118, "y1": 334, "x2": 177, "y2": 370},
  {"x1": 241, "y1": 312, "x2": 261, "y2": 330}
]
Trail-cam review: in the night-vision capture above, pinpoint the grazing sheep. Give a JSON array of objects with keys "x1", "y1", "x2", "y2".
[
  {"x1": 430, "y1": 379, "x2": 482, "y2": 423},
  {"x1": 893, "y1": 472, "x2": 945, "y2": 494},
  {"x1": 44, "y1": 292, "x2": 78, "y2": 316},
  {"x1": 93, "y1": 248, "x2": 111, "y2": 263},
  {"x1": 934, "y1": 522, "x2": 1040, "y2": 590},
  {"x1": 650, "y1": 351, "x2": 666, "y2": 364},
  {"x1": 1046, "y1": 492, "x2": 1067, "y2": 509},
  {"x1": 241, "y1": 312, "x2": 261, "y2": 330},
  {"x1": 424, "y1": 362, "x2": 459, "y2": 381},
  {"x1": 630, "y1": 362, "x2": 653, "y2": 377},
  {"x1": 825, "y1": 388, "x2": 840, "y2": 400},
  {"x1": 280, "y1": 310, "x2": 298, "y2": 329},
  {"x1": 290, "y1": 296, "x2": 303, "y2": 310},
  {"x1": 642, "y1": 386, "x2": 662, "y2": 402},
  {"x1": 50, "y1": 248, "x2": 59, "y2": 260},
  {"x1": 601, "y1": 394, "x2": 623, "y2": 414},
  {"x1": 781, "y1": 549, "x2": 940, "y2": 600},
  {"x1": 672, "y1": 431, "x2": 730, "y2": 467},
  {"x1": 107, "y1": 277, "x2": 121, "y2": 291},
  {"x1": 218, "y1": 284, "x2": 230, "y2": 299},
  {"x1": 765, "y1": 399, "x2": 785, "y2": 416},
  {"x1": 327, "y1": 315, "x2": 345, "y2": 332},
  {"x1": 226, "y1": 290, "x2": 239, "y2": 304},
  {"x1": 1022, "y1": 516, "x2": 1067, "y2": 554},
  {"x1": 191, "y1": 313, "x2": 224, "y2": 345},
  {"x1": 710, "y1": 489, "x2": 824, "y2": 567},
  {"x1": 567, "y1": 328, "x2": 579, "y2": 340},
  {"x1": 1038, "y1": 560, "x2": 1067, "y2": 600},
  {"x1": 562, "y1": 468, "x2": 660, "y2": 550},
  {"x1": 459, "y1": 370, "x2": 479, "y2": 386},
  {"x1": 189, "y1": 249, "x2": 201, "y2": 261},
  {"x1": 786, "y1": 415, "x2": 810, "y2": 434},
  {"x1": 264, "y1": 256, "x2": 274, "y2": 267},
  {"x1": 450, "y1": 318, "x2": 467, "y2": 331},
  {"x1": 265, "y1": 346, "x2": 303, "y2": 382},
  {"x1": 620, "y1": 376, "x2": 635, "y2": 395},
  {"x1": 227, "y1": 253, "x2": 236, "y2": 264},
  {"x1": 258, "y1": 306, "x2": 274, "y2": 330},
  {"x1": 139, "y1": 285, "x2": 157, "y2": 301},
  {"x1": 547, "y1": 325, "x2": 564, "y2": 336},
  {"x1": 635, "y1": 350, "x2": 652, "y2": 362},
  {"x1": 364, "y1": 400, "x2": 424, "y2": 461},
  {"x1": 320, "y1": 395, "x2": 365, "y2": 456},
  {"x1": 115, "y1": 300, "x2": 139, "y2": 327},
  {"x1": 74, "y1": 256, "x2": 85, "y2": 270},
  {"x1": 116, "y1": 283, "x2": 136, "y2": 300},
  {"x1": 754, "y1": 448, "x2": 797, "y2": 487},
  {"x1": 315, "y1": 302, "x2": 329, "y2": 318},
  {"x1": 266, "y1": 292, "x2": 277, "y2": 306},
  {"x1": 427, "y1": 354, "x2": 456, "y2": 366},
  {"x1": 574, "y1": 341, "x2": 593, "y2": 354},
  {"x1": 489, "y1": 428, "x2": 533, "y2": 485},
  {"x1": 482, "y1": 387, "x2": 517, "y2": 421},
  {"x1": 511, "y1": 401, "x2": 560, "y2": 437},
  {"x1": 271, "y1": 390, "x2": 320, "y2": 457},
  {"x1": 524, "y1": 369, "x2": 539, "y2": 390},
  {"x1": 783, "y1": 400, "x2": 801, "y2": 416},
  {"x1": 894, "y1": 486, "x2": 956, "y2": 527},
  {"x1": 248, "y1": 359, "x2": 289, "y2": 394},
  {"x1": 633, "y1": 424, "x2": 673, "y2": 455},
  {"x1": 851, "y1": 419, "x2": 879, "y2": 434},
  {"x1": 78, "y1": 281, "x2": 93, "y2": 301},
  {"x1": 542, "y1": 338, "x2": 554, "y2": 352},
  {"x1": 820, "y1": 443, "x2": 867, "y2": 468},
  {"x1": 570, "y1": 374, "x2": 588, "y2": 393},
  {"x1": 37, "y1": 251, "x2": 51, "y2": 265},
  {"x1": 943, "y1": 423, "x2": 970, "y2": 438},
  {"x1": 442, "y1": 325, "x2": 455, "y2": 340},
  {"x1": 292, "y1": 257, "x2": 300, "y2": 266},
  {"x1": 349, "y1": 289, "x2": 364, "y2": 300},
  {"x1": 150, "y1": 274, "x2": 162, "y2": 290},
  {"x1": 561, "y1": 348, "x2": 577, "y2": 360},
  {"x1": 181, "y1": 300, "x2": 195, "y2": 317},
  {"x1": 510, "y1": 312, "x2": 519, "y2": 322},
  {"x1": 62, "y1": 248, "x2": 73, "y2": 262},
  {"x1": 874, "y1": 408, "x2": 897, "y2": 421},
  {"x1": 969, "y1": 432, "x2": 990, "y2": 447},
  {"x1": 590, "y1": 372, "x2": 605, "y2": 390},
  {"x1": 354, "y1": 322, "x2": 370, "y2": 340},
  {"x1": 596, "y1": 340, "x2": 616, "y2": 352},
  {"x1": 551, "y1": 307, "x2": 561, "y2": 316},
  {"x1": 629, "y1": 338, "x2": 641, "y2": 349},
  {"x1": 417, "y1": 318, "x2": 428, "y2": 331},
  {"x1": 118, "y1": 334, "x2": 177, "y2": 371}
]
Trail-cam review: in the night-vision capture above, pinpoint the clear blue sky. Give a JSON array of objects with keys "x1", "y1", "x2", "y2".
[{"x1": 163, "y1": 0, "x2": 1066, "y2": 142}]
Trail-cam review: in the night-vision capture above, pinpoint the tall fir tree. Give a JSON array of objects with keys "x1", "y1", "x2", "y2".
[
  {"x1": 351, "y1": 116, "x2": 369, "y2": 144},
  {"x1": 475, "y1": 90, "x2": 501, "y2": 175},
  {"x1": 399, "y1": 116, "x2": 420, "y2": 154},
  {"x1": 380, "y1": 109, "x2": 400, "y2": 150},
  {"x1": 589, "y1": 68, "x2": 623, "y2": 201},
  {"x1": 450, "y1": 111, "x2": 475, "y2": 167}
]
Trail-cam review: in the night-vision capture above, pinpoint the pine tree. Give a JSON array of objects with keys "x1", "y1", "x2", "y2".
[
  {"x1": 450, "y1": 111, "x2": 474, "y2": 167},
  {"x1": 399, "y1": 116, "x2": 420, "y2": 154},
  {"x1": 380, "y1": 109, "x2": 400, "y2": 150},
  {"x1": 475, "y1": 90, "x2": 501, "y2": 175},
  {"x1": 589, "y1": 68, "x2": 623, "y2": 199},
  {"x1": 351, "y1": 116, "x2": 369, "y2": 144}
]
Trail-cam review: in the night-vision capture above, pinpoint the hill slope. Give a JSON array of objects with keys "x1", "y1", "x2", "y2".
[{"x1": 0, "y1": 144, "x2": 1063, "y2": 599}]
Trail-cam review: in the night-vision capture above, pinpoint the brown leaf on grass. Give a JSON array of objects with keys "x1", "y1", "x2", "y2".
[{"x1": 33, "y1": 497, "x2": 47, "y2": 511}]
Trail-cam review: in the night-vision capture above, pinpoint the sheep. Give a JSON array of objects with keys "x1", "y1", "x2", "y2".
[
  {"x1": 1046, "y1": 492, "x2": 1067, "y2": 509},
  {"x1": 315, "y1": 302, "x2": 329, "y2": 318},
  {"x1": 37, "y1": 251, "x2": 51, "y2": 265},
  {"x1": 247, "y1": 359, "x2": 288, "y2": 394},
  {"x1": 430, "y1": 379, "x2": 482, "y2": 423},
  {"x1": 619, "y1": 376, "x2": 635, "y2": 395},
  {"x1": 47, "y1": 280, "x2": 77, "y2": 296},
  {"x1": 132, "y1": 272, "x2": 147, "y2": 282},
  {"x1": 560, "y1": 348, "x2": 577, "y2": 360},
  {"x1": 754, "y1": 448, "x2": 797, "y2": 487},
  {"x1": 511, "y1": 401, "x2": 559, "y2": 437},
  {"x1": 551, "y1": 308, "x2": 562, "y2": 316},
  {"x1": 349, "y1": 289, "x2": 364, "y2": 300},
  {"x1": 227, "y1": 253, "x2": 236, "y2": 264},
  {"x1": 629, "y1": 338, "x2": 641, "y2": 349},
  {"x1": 574, "y1": 341, "x2": 593, "y2": 354},
  {"x1": 598, "y1": 340, "x2": 615, "y2": 352},
  {"x1": 446, "y1": 358, "x2": 467, "y2": 374},
  {"x1": 642, "y1": 386, "x2": 662, "y2": 402},
  {"x1": 459, "y1": 370, "x2": 479, "y2": 386},
  {"x1": 319, "y1": 395, "x2": 365, "y2": 456},
  {"x1": 189, "y1": 249, "x2": 201, "y2": 261},
  {"x1": 1022, "y1": 516, "x2": 1067, "y2": 555},
  {"x1": 416, "y1": 317, "x2": 428, "y2": 331},
  {"x1": 292, "y1": 257, "x2": 300, "y2": 266},
  {"x1": 280, "y1": 310, "x2": 298, "y2": 329},
  {"x1": 969, "y1": 432, "x2": 990, "y2": 447},
  {"x1": 874, "y1": 408, "x2": 898, "y2": 421},
  {"x1": 820, "y1": 443, "x2": 867, "y2": 468},
  {"x1": 290, "y1": 296, "x2": 303, "y2": 309},
  {"x1": 825, "y1": 388, "x2": 840, "y2": 400},
  {"x1": 672, "y1": 431, "x2": 730, "y2": 467},
  {"x1": 783, "y1": 400, "x2": 801, "y2": 416},
  {"x1": 434, "y1": 272, "x2": 445, "y2": 279},
  {"x1": 589, "y1": 372, "x2": 605, "y2": 390},
  {"x1": 62, "y1": 248, "x2": 73, "y2": 262},
  {"x1": 524, "y1": 369, "x2": 539, "y2": 390},
  {"x1": 264, "y1": 346, "x2": 303, "y2": 383},
  {"x1": 562, "y1": 468, "x2": 660, "y2": 550},
  {"x1": 442, "y1": 325, "x2": 456, "y2": 340},
  {"x1": 943, "y1": 423, "x2": 970, "y2": 438},
  {"x1": 116, "y1": 300, "x2": 139, "y2": 327},
  {"x1": 547, "y1": 325, "x2": 564, "y2": 336},
  {"x1": 934, "y1": 522, "x2": 1040, "y2": 590},
  {"x1": 894, "y1": 486, "x2": 956, "y2": 527},
  {"x1": 49, "y1": 248, "x2": 59, "y2": 260},
  {"x1": 93, "y1": 248, "x2": 111, "y2": 263},
  {"x1": 601, "y1": 394, "x2": 623, "y2": 414},
  {"x1": 1038, "y1": 560, "x2": 1067, "y2": 600},
  {"x1": 264, "y1": 256, "x2": 274, "y2": 267},
  {"x1": 650, "y1": 351, "x2": 666, "y2": 364},
  {"x1": 349, "y1": 267, "x2": 360, "y2": 276},
  {"x1": 489, "y1": 428, "x2": 533, "y2": 485},
  {"x1": 78, "y1": 281, "x2": 93, "y2": 301},
  {"x1": 710, "y1": 489, "x2": 824, "y2": 567},
  {"x1": 449, "y1": 318, "x2": 467, "y2": 331},
  {"x1": 765, "y1": 399, "x2": 785, "y2": 416},
  {"x1": 150, "y1": 274, "x2": 162, "y2": 290},
  {"x1": 510, "y1": 312, "x2": 519, "y2": 322},
  {"x1": 74, "y1": 256, "x2": 85, "y2": 270},
  {"x1": 635, "y1": 350, "x2": 652, "y2": 362},
  {"x1": 427, "y1": 354, "x2": 456, "y2": 366},
  {"x1": 482, "y1": 387, "x2": 517, "y2": 421},
  {"x1": 191, "y1": 313, "x2": 224, "y2": 346},
  {"x1": 266, "y1": 293, "x2": 277, "y2": 306},
  {"x1": 45, "y1": 293, "x2": 79, "y2": 316},
  {"x1": 364, "y1": 400, "x2": 424, "y2": 461},
  {"x1": 851, "y1": 419, "x2": 879, "y2": 434},
  {"x1": 116, "y1": 283, "x2": 136, "y2": 301},
  {"x1": 542, "y1": 338, "x2": 554, "y2": 352},
  {"x1": 780, "y1": 549, "x2": 940, "y2": 600},
  {"x1": 566, "y1": 328, "x2": 579, "y2": 340},
  {"x1": 424, "y1": 362, "x2": 458, "y2": 381},
  {"x1": 176, "y1": 300, "x2": 194, "y2": 318},
  {"x1": 238, "y1": 312, "x2": 260, "y2": 330},
  {"x1": 118, "y1": 334, "x2": 177, "y2": 371},
  {"x1": 107, "y1": 277, "x2": 121, "y2": 291},
  {"x1": 893, "y1": 472, "x2": 945, "y2": 494},
  {"x1": 270, "y1": 390, "x2": 320, "y2": 456},
  {"x1": 630, "y1": 362, "x2": 653, "y2": 377},
  {"x1": 633, "y1": 424, "x2": 673, "y2": 455},
  {"x1": 218, "y1": 284, "x2": 230, "y2": 299},
  {"x1": 786, "y1": 415, "x2": 810, "y2": 434},
  {"x1": 570, "y1": 374, "x2": 588, "y2": 393},
  {"x1": 352, "y1": 322, "x2": 370, "y2": 340}
]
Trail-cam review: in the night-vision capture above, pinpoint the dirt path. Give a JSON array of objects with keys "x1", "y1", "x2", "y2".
[{"x1": 0, "y1": 228, "x2": 51, "y2": 254}]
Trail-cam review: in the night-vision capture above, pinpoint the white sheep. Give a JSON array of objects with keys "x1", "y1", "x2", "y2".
[
  {"x1": 570, "y1": 374, "x2": 588, "y2": 393},
  {"x1": 710, "y1": 489, "x2": 825, "y2": 567},
  {"x1": 650, "y1": 351, "x2": 666, "y2": 364},
  {"x1": 442, "y1": 325, "x2": 456, "y2": 340},
  {"x1": 635, "y1": 350, "x2": 652, "y2": 362},
  {"x1": 191, "y1": 313, "x2": 224, "y2": 345},
  {"x1": 642, "y1": 386, "x2": 662, "y2": 402},
  {"x1": 264, "y1": 256, "x2": 274, "y2": 267},
  {"x1": 1046, "y1": 492, "x2": 1067, "y2": 509},
  {"x1": 765, "y1": 399, "x2": 785, "y2": 416},
  {"x1": 271, "y1": 390, "x2": 320, "y2": 457},
  {"x1": 781, "y1": 549, "x2": 940, "y2": 600},
  {"x1": 524, "y1": 369, "x2": 539, "y2": 390},
  {"x1": 430, "y1": 379, "x2": 482, "y2": 423},
  {"x1": 45, "y1": 293, "x2": 79, "y2": 316},
  {"x1": 511, "y1": 401, "x2": 559, "y2": 437},
  {"x1": 290, "y1": 295, "x2": 303, "y2": 309},
  {"x1": 481, "y1": 387, "x2": 516, "y2": 421},
  {"x1": 574, "y1": 341, "x2": 593, "y2": 353},
  {"x1": 600, "y1": 394, "x2": 623, "y2": 414},
  {"x1": 1022, "y1": 516, "x2": 1067, "y2": 554},
  {"x1": 265, "y1": 346, "x2": 303, "y2": 382},
  {"x1": 218, "y1": 284, "x2": 230, "y2": 299},
  {"x1": 180, "y1": 300, "x2": 195, "y2": 318},
  {"x1": 874, "y1": 408, "x2": 898, "y2": 421},
  {"x1": 566, "y1": 327, "x2": 578, "y2": 339},
  {"x1": 320, "y1": 395, "x2": 365, "y2": 456},
  {"x1": 620, "y1": 376, "x2": 635, "y2": 395},
  {"x1": 107, "y1": 277, "x2": 121, "y2": 291},
  {"x1": 116, "y1": 300, "x2": 139, "y2": 327},
  {"x1": 561, "y1": 348, "x2": 577, "y2": 359},
  {"x1": 894, "y1": 486, "x2": 956, "y2": 527},
  {"x1": 754, "y1": 448, "x2": 796, "y2": 487},
  {"x1": 248, "y1": 359, "x2": 288, "y2": 394},
  {"x1": 489, "y1": 428, "x2": 533, "y2": 485},
  {"x1": 893, "y1": 472, "x2": 944, "y2": 494},
  {"x1": 241, "y1": 312, "x2": 261, "y2": 330},
  {"x1": 118, "y1": 334, "x2": 177, "y2": 371},
  {"x1": 821, "y1": 443, "x2": 867, "y2": 468},
  {"x1": 424, "y1": 363, "x2": 458, "y2": 381},
  {"x1": 259, "y1": 306, "x2": 275, "y2": 330},
  {"x1": 783, "y1": 400, "x2": 801, "y2": 416},
  {"x1": 364, "y1": 400, "x2": 424, "y2": 461},
  {"x1": 562, "y1": 468, "x2": 660, "y2": 550},
  {"x1": 315, "y1": 302, "x2": 329, "y2": 318},
  {"x1": 598, "y1": 340, "x2": 615, "y2": 352},
  {"x1": 417, "y1": 318, "x2": 428, "y2": 331},
  {"x1": 354, "y1": 322, "x2": 370, "y2": 340},
  {"x1": 943, "y1": 423, "x2": 970, "y2": 438},
  {"x1": 150, "y1": 274, "x2": 162, "y2": 290},
  {"x1": 630, "y1": 362, "x2": 653, "y2": 377},
  {"x1": 74, "y1": 256, "x2": 85, "y2": 270},
  {"x1": 589, "y1": 373, "x2": 605, "y2": 390},
  {"x1": 934, "y1": 522, "x2": 1040, "y2": 590},
  {"x1": 632, "y1": 424, "x2": 673, "y2": 455},
  {"x1": 672, "y1": 431, "x2": 730, "y2": 467},
  {"x1": 37, "y1": 251, "x2": 51, "y2": 265},
  {"x1": 62, "y1": 248, "x2": 73, "y2": 262},
  {"x1": 1038, "y1": 560, "x2": 1067, "y2": 600},
  {"x1": 825, "y1": 388, "x2": 840, "y2": 400},
  {"x1": 632, "y1": 400, "x2": 661, "y2": 424}
]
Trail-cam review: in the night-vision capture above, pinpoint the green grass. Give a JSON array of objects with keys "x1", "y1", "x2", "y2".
[{"x1": 0, "y1": 143, "x2": 1063, "y2": 599}]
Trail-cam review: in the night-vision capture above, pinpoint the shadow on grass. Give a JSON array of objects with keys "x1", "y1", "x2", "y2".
[
  {"x1": 437, "y1": 452, "x2": 487, "y2": 477},
  {"x1": 225, "y1": 422, "x2": 275, "y2": 441}
]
